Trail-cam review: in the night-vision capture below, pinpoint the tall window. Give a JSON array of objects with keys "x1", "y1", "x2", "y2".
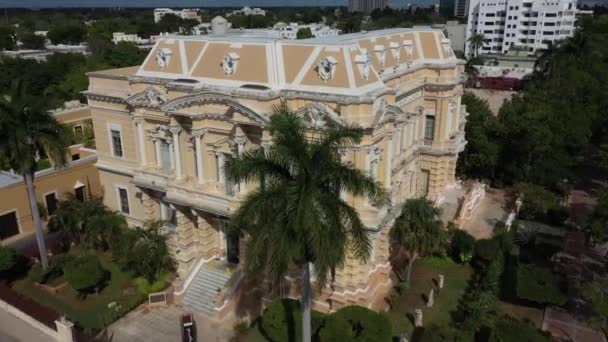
[
  {"x1": 75, "y1": 186, "x2": 86, "y2": 202},
  {"x1": 111, "y1": 129, "x2": 123, "y2": 157},
  {"x1": 118, "y1": 187, "x2": 130, "y2": 214},
  {"x1": 45, "y1": 193, "x2": 58, "y2": 216},
  {"x1": 160, "y1": 141, "x2": 171, "y2": 174},
  {"x1": 0, "y1": 211, "x2": 19, "y2": 240},
  {"x1": 424, "y1": 115, "x2": 435, "y2": 141}
]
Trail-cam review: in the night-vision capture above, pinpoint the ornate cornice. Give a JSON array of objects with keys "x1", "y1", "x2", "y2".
[
  {"x1": 160, "y1": 92, "x2": 270, "y2": 126},
  {"x1": 83, "y1": 91, "x2": 127, "y2": 104}
]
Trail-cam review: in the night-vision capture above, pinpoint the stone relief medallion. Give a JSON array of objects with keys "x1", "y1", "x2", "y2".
[
  {"x1": 221, "y1": 52, "x2": 240, "y2": 75},
  {"x1": 156, "y1": 48, "x2": 173, "y2": 70},
  {"x1": 317, "y1": 56, "x2": 338, "y2": 82}
]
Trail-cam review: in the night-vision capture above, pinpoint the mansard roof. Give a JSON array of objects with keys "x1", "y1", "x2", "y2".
[{"x1": 134, "y1": 28, "x2": 457, "y2": 97}]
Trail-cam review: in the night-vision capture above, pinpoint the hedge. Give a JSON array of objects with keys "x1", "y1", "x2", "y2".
[
  {"x1": 318, "y1": 306, "x2": 392, "y2": 342},
  {"x1": 260, "y1": 298, "x2": 325, "y2": 342}
]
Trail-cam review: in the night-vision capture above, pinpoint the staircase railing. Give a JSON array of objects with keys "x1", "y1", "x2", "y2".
[{"x1": 213, "y1": 268, "x2": 245, "y2": 312}]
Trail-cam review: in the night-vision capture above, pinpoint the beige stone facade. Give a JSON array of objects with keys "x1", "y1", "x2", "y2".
[
  {"x1": 0, "y1": 107, "x2": 101, "y2": 244},
  {"x1": 85, "y1": 28, "x2": 467, "y2": 313}
]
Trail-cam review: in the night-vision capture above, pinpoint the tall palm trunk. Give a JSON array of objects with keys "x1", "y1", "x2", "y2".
[
  {"x1": 24, "y1": 171, "x2": 48, "y2": 270},
  {"x1": 405, "y1": 251, "x2": 418, "y2": 289},
  {"x1": 301, "y1": 262, "x2": 312, "y2": 342}
]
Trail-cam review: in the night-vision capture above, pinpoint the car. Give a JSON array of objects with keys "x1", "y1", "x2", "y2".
[{"x1": 180, "y1": 313, "x2": 196, "y2": 342}]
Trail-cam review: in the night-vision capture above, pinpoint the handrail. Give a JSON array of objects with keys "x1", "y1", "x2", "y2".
[{"x1": 174, "y1": 257, "x2": 206, "y2": 296}]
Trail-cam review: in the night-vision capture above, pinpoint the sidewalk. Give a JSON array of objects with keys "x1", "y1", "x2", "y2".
[{"x1": 0, "y1": 308, "x2": 55, "y2": 342}]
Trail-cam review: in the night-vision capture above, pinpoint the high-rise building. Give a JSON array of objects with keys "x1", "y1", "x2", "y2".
[
  {"x1": 85, "y1": 28, "x2": 466, "y2": 315},
  {"x1": 440, "y1": 0, "x2": 456, "y2": 17},
  {"x1": 465, "y1": 0, "x2": 578, "y2": 56},
  {"x1": 348, "y1": 0, "x2": 387, "y2": 14},
  {"x1": 454, "y1": 0, "x2": 471, "y2": 17}
]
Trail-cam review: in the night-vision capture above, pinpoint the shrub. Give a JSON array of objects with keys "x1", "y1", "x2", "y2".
[
  {"x1": 516, "y1": 264, "x2": 566, "y2": 305},
  {"x1": 474, "y1": 238, "x2": 501, "y2": 262},
  {"x1": 489, "y1": 316, "x2": 550, "y2": 342},
  {"x1": 233, "y1": 320, "x2": 250, "y2": 336},
  {"x1": 318, "y1": 306, "x2": 392, "y2": 342},
  {"x1": 0, "y1": 246, "x2": 17, "y2": 273},
  {"x1": 513, "y1": 183, "x2": 560, "y2": 221},
  {"x1": 64, "y1": 254, "x2": 107, "y2": 294},
  {"x1": 451, "y1": 230, "x2": 476, "y2": 263},
  {"x1": 260, "y1": 299, "x2": 325, "y2": 342},
  {"x1": 27, "y1": 264, "x2": 46, "y2": 283}
]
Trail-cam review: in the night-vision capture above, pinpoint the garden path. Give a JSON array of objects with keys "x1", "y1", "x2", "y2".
[{"x1": 103, "y1": 304, "x2": 232, "y2": 342}]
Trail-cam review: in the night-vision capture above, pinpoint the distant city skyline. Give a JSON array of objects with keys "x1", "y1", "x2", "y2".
[{"x1": 0, "y1": 0, "x2": 439, "y2": 9}]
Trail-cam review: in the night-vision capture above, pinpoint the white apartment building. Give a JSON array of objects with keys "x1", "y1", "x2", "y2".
[
  {"x1": 111, "y1": 32, "x2": 150, "y2": 45},
  {"x1": 154, "y1": 8, "x2": 201, "y2": 23},
  {"x1": 273, "y1": 22, "x2": 341, "y2": 40},
  {"x1": 227, "y1": 6, "x2": 266, "y2": 17},
  {"x1": 465, "y1": 0, "x2": 577, "y2": 56},
  {"x1": 348, "y1": 0, "x2": 387, "y2": 14}
]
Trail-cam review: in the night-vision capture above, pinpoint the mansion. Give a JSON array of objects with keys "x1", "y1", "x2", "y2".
[{"x1": 85, "y1": 28, "x2": 467, "y2": 313}]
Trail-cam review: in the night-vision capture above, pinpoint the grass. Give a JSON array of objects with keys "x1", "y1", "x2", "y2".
[
  {"x1": 386, "y1": 257, "x2": 473, "y2": 339},
  {"x1": 12, "y1": 249, "x2": 168, "y2": 334},
  {"x1": 497, "y1": 301, "x2": 544, "y2": 328}
]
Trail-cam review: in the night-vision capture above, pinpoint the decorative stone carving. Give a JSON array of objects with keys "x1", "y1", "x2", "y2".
[
  {"x1": 414, "y1": 309, "x2": 423, "y2": 327},
  {"x1": 222, "y1": 52, "x2": 240, "y2": 75},
  {"x1": 441, "y1": 38, "x2": 451, "y2": 54},
  {"x1": 355, "y1": 50, "x2": 371, "y2": 80},
  {"x1": 156, "y1": 48, "x2": 173, "y2": 70},
  {"x1": 389, "y1": 42, "x2": 401, "y2": 62},
  {"x1": 374, "y1": 45, "x2": 386, "y2": 66},
  {"x1": 317, "y1": 56, "x2": 338, "y2": 81},
  {"x1": 427, "y1": 289, "x2": 434, "y2": 307},
  {"x1": 403, "y1": 40, "x2": 414, "y2": 57},
  {"x1": 126, "y1": 87, "x2": 167, "y2": 108}
]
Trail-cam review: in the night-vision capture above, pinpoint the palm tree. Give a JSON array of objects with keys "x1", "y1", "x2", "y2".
[
  {"x1": 390, "y1": 198, "x2": 444, "y2": 288},
  {"x1": 534, "y1": 40, "x2": 560, "y2": 75},
  {"x1": 225, "y1": 104, "x2": 386, "y2": 342},
  {"x1": 0, "y1": 85, "x2": 70, "y2": 270},
  {"x1": 464, "y1": 56, "x2": 483, "y2": 87},
  {"x1": 468, "y1": 33, "x2": 487, "y2": 58}
]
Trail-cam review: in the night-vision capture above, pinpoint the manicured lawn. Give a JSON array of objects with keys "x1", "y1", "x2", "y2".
[
  {"x1": 497, "y1": 301, "x2": 544, "y2": 328},
  {"x1": 386, "y1": 257, "x2": 472, "y2": 339},
  {"x1": 12, "y1": 249, "x2": 168, "y2": 334}
]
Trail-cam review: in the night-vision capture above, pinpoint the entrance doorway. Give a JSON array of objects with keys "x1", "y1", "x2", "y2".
[{"x1": 226, "y1": 234, "x2": 239, "y2": 264}]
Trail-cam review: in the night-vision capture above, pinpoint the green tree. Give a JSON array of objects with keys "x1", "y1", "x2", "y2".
[
  {"x1": 225, "y1": 105, "x2": 386, "y2": 342},
  {"x1": 581, "y1": 275, "x2": 608, "y2": 332},
  {"x1": 0, "y1": 26, "x2": 16, "y2": 51},
  {"x1": 64, "y1": 254, "x2": 107, "y2": 295},
  {"x1": 48, "y1": 198, "x2": 126, "y2": 251},
  {"x1": 297, "y1": 27, "x2": 313, "y2": 39},
  {"x1": 457, "y1": 92, "x2": 500, "y2": 181},
  {"x1": 112, "y1": 221, "x2": 170, "y2": 283},
  {"x1": 468, "y1": 33, "x2": 487, "y2": 57},
  {"x1": 47, "y1": 24, "x2": 87, "y2": 45},
  {"x1": 19, "y1": 32, "x2": 46, "y2": 50},
  {"x1": 391, "y1": 198, "x2": 444, "y2": 288},
  {"x1": 584, "y1": 188, "x2": 608, "y2": 245},
  {"x1": 0, "y1": 246, "x2": 17, "y2": 273},
  {"x1": 103, "y1": 42, "x2": 147, "y2": 68},
  {"x1": 0, "y1": 84, "x2": 71, "y2": 270}
]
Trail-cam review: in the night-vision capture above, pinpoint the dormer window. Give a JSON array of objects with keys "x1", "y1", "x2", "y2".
[
  {"x1": 374, "y1": 45, "x2": 386, "y2": 66},
  {"x1": 156, "y1": 48, "x2": 173, "y2": 70},
  {"x1": 222, "y1": 52, "x2": 240, "y2": 75},
  {"x1": 355, "y1": 51, "x2": 371, "y2": 80},
  {"x1": 389, "y1": 42, "x2": 401, "y2": 62},
  {"x1": 403, "y1": 40, "x2": 414, "y2": 57},
  {"x1": 317, "y1": 56, "x2": 338, "y2": 82}
]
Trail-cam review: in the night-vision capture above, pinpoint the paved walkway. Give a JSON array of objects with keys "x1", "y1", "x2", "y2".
[
  {"x1": 0, "y1": 308, "x2": 55, "y2": 342},
  {"x1": 104, "y1": 304, "x2": 232, "y2": 342},
  {"x1": 462, "y1": 189, "x2": 508, "y2": 239}
]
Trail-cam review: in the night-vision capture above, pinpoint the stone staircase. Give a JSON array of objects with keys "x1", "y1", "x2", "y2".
[{"x1": 183, "y1": 264, "x2": 232, "y2": 314}]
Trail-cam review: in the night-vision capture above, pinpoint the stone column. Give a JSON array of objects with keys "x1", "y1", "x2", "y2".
[
  {"x1": 235, "y1": 137, "x2": 246, "y2": 194},
  {"x1": 218, "y1": 219, "x2": 227, "y2": 259},
  {"x1": 141, "y1": 192, "x2": 156, "y2": 220},
  {"x1": 427, "y1": 289, "x2": 434, "y2": 307},
  {"x1": 385, "y1": 134, "x2": 393, "y2": 191},
  {"x1": 414, "y1": 309, "x2": 423, "y2": 327},
  {"x1": 192, "y1": 129, "x2": 205, "y2": 185},
  {"x1": 216, "y1": 152, "x2": 226, "y2": 185},
  {"x1": 169, "y1": 141, "x2": 175, "y2": 170},
  {"x1": 153, "y1": 138, "x2": 161, "y2": 167},
  {"x1": 55, "y1": 317, "x2": 75, "y2": 342},
  {"x1": 175, "y1": 208, "x2": 197, "y2": 278},
  {"x1": 170, "y1": 126, "x2": 182, "y2": 180},
  {"x1": 339, "y1": 150, "x2": 347, "y2": 200},
  {"x1": 136, "y1": 119, "x2": 147, "y2": 166}
]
